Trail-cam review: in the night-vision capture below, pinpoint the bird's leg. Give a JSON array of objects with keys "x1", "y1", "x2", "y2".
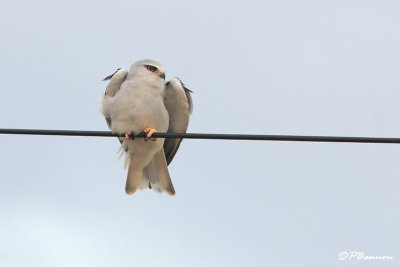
[
  {"x1": 125, "y1": 131, "x2": 135, "y2": 140},
  {"x1": 143, "y1": 128, "x2": 157, "y2": 141}
]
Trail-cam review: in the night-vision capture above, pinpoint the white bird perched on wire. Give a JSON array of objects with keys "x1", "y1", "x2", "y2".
[{"x1": 101, "y1": 59, "x2": 193, "y2": 196}]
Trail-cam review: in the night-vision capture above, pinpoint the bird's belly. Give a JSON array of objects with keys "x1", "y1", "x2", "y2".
[{"x1": 110, "y1": 92, "x2": 169, "y2": 135}]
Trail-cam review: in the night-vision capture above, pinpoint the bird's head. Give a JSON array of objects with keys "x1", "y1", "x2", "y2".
[{"x1": 128, "y1": 59, "x2": 166, "y2": 88}]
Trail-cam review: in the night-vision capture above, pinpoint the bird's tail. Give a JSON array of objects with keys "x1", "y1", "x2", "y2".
[
  {"x1": 144, "y1": 150, "x2": 175, "y2": 196},
  {"x1": 125, "y1": 156, "x2": 145, "y2": 195}
]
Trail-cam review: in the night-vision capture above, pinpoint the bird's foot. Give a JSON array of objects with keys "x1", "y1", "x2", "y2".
[
  {"x1": 125, "y1": 131, "x2": 135, "y2": 140},
  {"x1": 144, "y1": 128, "x2": 157, "y2": 141}
]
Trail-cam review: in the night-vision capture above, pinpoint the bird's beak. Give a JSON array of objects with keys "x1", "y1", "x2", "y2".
[{"x1": 159, "y1": 72, "x2": 165, "y2": 80}]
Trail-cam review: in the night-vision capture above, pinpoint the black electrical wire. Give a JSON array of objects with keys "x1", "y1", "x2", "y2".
[{"x1": 0, "y1": 128, "x2": 399, "y2": 144}]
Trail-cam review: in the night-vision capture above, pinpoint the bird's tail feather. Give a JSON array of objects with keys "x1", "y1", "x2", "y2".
[
  {"x1": 141, "y1": 150, "x2": 175, "y2": 196},
  {"x1": 153, "y1": 150, "x2": 175, "y2": 196},
  {"x1": 125, "y1": 158, "x2": 144, "y2": 195},
  {"x1": 124, "y1": 148, "x2": 175, "y2": 196},
  {"x1": 143, "y1": 164, "x2": 162, "y2": 193}
]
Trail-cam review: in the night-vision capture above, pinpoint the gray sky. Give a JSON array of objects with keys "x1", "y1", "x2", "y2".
[{"x1": 0, "y1": 0, "x2": 399, "y2": 266}]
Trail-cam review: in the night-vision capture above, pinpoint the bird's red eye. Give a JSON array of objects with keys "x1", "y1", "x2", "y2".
[{"x1": 145, "y1": 65, "x2": 157, "y2": 72}]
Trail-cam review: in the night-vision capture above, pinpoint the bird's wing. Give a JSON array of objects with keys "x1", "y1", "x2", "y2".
[
  {"x1": 163, "y1": 77, "x2": 193, "y2": 165},
  {"x1": 102, "y1": 68, "x2": 128, "y2": 129}
]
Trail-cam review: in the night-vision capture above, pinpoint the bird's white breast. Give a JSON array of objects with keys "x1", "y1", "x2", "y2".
[{"x1": 108, "y1": 80, "x2": 169, "y2": 135}]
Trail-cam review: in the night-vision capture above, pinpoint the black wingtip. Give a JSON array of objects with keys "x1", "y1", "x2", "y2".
[
  {"x1": 176, "y1": 77, "x2": 194, "y2": 93},
  {"x1": 102, "y1": 68, "x2": 122, "y2": 81},
  {"x1": 165, "y1": 77, "x2": 193, "y2": 93},
  {"x1": 184, "y1": 87, "x2": 194, "y2": 93}
]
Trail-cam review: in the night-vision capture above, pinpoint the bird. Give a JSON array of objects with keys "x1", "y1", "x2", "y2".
[{"x1": 101, "y1": 59, "x2": 193, "y2": 196}]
